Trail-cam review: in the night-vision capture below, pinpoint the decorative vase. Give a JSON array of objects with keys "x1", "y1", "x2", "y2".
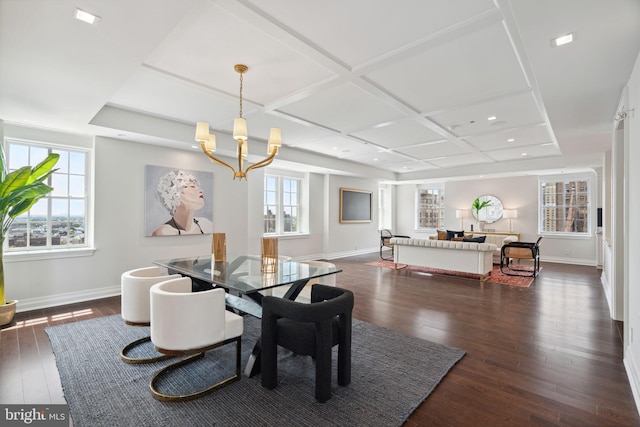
[{"x1": 0, "y1": 299, "x2": 17, "y2": 326}]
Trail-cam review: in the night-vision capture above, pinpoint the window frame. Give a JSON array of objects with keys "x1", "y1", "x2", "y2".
[
  {"x1": 263, "y1": 173, "x2": 303, "y2": 236},
  {"x1": 415, "y1": 184, "x2": 445, "y2": 231},
  {"x1": 3, "y1": 138, "x2": 92, "y2": 255},
  {"x1": 538, "y1": 175, "x2": 592, "y2": 236},
  {"x1": 378, "y1": 185, "x2": 392, "y2": 230}
]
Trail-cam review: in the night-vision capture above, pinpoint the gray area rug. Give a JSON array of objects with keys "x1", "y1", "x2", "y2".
[{"x1": 46, "y1": 314, "x2": 465, "y2": 427}]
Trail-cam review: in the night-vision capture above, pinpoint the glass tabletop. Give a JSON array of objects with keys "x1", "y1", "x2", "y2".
[{"x1": 153, "y1": 254, "x2": 342, "y2": 295}]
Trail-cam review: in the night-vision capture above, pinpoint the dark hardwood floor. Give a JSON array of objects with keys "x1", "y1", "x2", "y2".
[{"x1": 1, "y1": 252, "x2": 639, "y2": 426}]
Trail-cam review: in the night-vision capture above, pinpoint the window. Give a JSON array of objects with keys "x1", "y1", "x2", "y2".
[
  {"x1": 264, "y1": 174, "x2": 301, "y2": 234},
  {"x1": 416, "y1": 185, "x2": 445, "y2": 229},
  {"x1": 5, "y1": 140, "x2": 89, "y2": 251},
  {"x1": 539, "y1": 177, "x2": 590, "y2": 234},
  {"x1": 378, "y1": 186, "x2": 392, "y2": 230}
]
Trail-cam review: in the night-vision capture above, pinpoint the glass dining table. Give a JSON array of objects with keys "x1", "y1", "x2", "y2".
[{"x1": 153, "y1": 254, "x2": 342, "y2": 376}]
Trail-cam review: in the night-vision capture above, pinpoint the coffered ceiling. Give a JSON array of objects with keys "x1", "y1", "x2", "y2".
[{"x1": 1, "y1": 0, "x2": 639, "y2": 181}]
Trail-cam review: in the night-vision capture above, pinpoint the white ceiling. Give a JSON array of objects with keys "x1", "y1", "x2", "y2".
[{"x1": 1, "y1": 0, "x2": 639, "y2": 182}]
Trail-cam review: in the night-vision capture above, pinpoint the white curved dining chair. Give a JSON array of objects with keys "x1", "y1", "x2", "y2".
[{"x1": 149, "y1": 276, "x2": 244, "y2": 402}]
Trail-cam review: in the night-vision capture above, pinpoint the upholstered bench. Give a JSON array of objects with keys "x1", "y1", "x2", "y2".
[{"x1": 390, "y1": 238, "x2": 497, "y2": 280}]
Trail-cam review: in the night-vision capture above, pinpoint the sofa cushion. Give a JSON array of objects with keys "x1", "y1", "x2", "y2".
[
  {"x1": 446, "y1": 229, "x2": 464, "y2": 240},
  {"x1": 463, "y1": 236, "x2": 486, "y2": 243},
  {"x1": 437, "y1": 230, "x2": 447, "y2": 240}
]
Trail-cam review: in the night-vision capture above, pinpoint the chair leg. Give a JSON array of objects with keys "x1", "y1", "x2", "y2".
[
  {"x1": 120, "y1": 336, "x2": 173, "y2": 364},
  {"x1": 315, "y1": 344, "x2": 333, "y2": 403},
  {"x1": 338, "y1": 319, "x2": 352, "y2": 387},
  {"x1": 149, "y1": 336, "x2": 242, "y2": 402}
]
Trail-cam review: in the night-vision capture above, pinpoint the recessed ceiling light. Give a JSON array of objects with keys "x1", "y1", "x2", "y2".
[
  {"x1": 75, "y1": 9, "x2": 101, "y2": 25},
  {"x1": 551, "y1": 33, "x2": 573, "y2": 47},
  {"x1": 488, "y1": 116, "x2": 497, "y2": 121},
  {"x1": 507, "y1": 138, "x2": 515, "y2": 142},
  {"x1": 373, "y1": 158, "x2": 379, "y2": 161},
  {"x1": 521, "y1": 152, "x2": 528, "y2": 156}
]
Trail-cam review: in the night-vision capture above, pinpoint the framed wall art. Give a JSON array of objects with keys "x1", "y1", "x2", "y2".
[
  {"x1": 144, "y1": 165, "x2": 214, "y2": 236},
  {"x1": 339, "y1": 188, "x2": 372, "y2": 223}
]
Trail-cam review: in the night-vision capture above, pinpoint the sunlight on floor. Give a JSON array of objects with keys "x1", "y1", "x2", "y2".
[{"x1": 4, "y1": 308, "x2": 94, "y2": 331}]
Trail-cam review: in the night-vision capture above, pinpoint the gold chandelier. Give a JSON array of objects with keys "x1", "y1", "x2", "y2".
[{"x1": 195, "y1": 64, "x2": 282, "y2": 180}]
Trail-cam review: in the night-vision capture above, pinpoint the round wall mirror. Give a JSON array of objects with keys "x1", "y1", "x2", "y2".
[{"x1": 471, "y1": 195, "x2": 503, "y2": 223}]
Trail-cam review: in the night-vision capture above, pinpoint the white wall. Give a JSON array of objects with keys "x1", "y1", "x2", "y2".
[
  {"x1": 324, "y1": 175, "x2": 380, "y2": 257},
  {"x1": 623, "y1": 47, "x2": 640, "y2": 412},
  {"x1": 394, "y1": 174, "x2": 598, "y2": 266}
]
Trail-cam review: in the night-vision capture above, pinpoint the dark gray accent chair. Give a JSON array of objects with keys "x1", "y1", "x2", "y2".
[{"x1": 261, "y1": 284, "x2": 354, "y2": 402}]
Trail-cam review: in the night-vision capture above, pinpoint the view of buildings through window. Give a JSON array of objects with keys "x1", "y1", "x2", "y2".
[
  {"x1": 540, "y1": 179, "x2": 589, "y2": 233},
  {"x1": 417, "y1": 187, "x2": 445, "y2": 229},
  {"x1": 264, "y1": 175, "x2": 300, "y2": 234},
  {"x1": 6, "y1": 141, "x2": 88, "y2": 250}
]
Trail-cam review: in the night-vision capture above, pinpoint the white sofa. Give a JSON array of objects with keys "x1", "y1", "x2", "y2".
[
  {"x1": 390, "y1": 238, "x2": 497, "y2": 279},
  {"x1": 429, "y1": 231, "x2": 518, "y2": 263}
]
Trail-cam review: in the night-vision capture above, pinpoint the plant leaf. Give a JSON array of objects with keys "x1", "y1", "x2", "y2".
[{"x1": 27, "y1": 153, "x2": 60, "y2": 184}]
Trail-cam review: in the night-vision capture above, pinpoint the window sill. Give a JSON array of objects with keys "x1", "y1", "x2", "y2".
[
  {"x1": 262, "y1": 233, "x2": 309, "y2": 240},
  {"x1": 538, "y1": 233, "x2": 593, "y2": 240},
  {"x1": 4, "y1": 247, "x2": 96, "y2": 263}
]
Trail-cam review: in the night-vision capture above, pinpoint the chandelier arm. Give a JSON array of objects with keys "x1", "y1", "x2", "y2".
[
  {"x1": 245, "y1": 151, "x2": 277, "y2": 173},
  {"x1": 200, "y1": 142, "x2": 237, "y2": 174}
]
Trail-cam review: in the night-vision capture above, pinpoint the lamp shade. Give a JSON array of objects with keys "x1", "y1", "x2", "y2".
[
  {"x1": 456, "y1": 209, "x2": 470, "y2": 219},
  {"x1": 233, "y1": 118, "x2": 248, "y2": 141},
  {"x1": 195, "y1": 122, "x2": 210, "y2": 142},
  {"x1": 503, "y1": 209, "x2": 518, "y2": 219},
  {"x1": 268, "y1": 128, "x2": 282, "y2": 147},
  {"x1": 205, "y1": 134, "x2": 216, "y2": 152}
]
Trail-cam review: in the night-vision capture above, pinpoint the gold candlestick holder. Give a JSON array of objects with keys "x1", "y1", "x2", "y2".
[
  {"x1": 212, "y1": 232, "x2": 226, "y2": 262},
  {"x1": 261, "y1": 237, "x2": 278, "y2": 273}
]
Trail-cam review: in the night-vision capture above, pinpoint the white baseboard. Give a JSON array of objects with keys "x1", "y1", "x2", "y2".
[
  {"x1": 540, "y1": 255, "x2": 596, "y2": 266},
  {"x1": 601, "y1": 271, "x2": 615, "y2": 319},
  {"x1": 15, "y1": 286, "x2": 121, "y2": 313},
  {"x1": 624, "y1": 347, "x2": 640, "y2": 416}
]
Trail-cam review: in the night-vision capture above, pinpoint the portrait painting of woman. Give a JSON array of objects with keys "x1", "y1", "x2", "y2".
[{"x1": 144, "y1": 166, "x2": 214, "y2": 236}]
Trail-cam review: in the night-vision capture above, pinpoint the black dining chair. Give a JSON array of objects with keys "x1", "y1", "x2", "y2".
[{"x1": 261, "y1": 284, "x2": 354, "y2": 403}]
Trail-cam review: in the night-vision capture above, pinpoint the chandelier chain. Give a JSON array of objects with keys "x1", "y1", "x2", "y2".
[{"x1": 239, "y1": 72, "x2": 244, "y2": 119}]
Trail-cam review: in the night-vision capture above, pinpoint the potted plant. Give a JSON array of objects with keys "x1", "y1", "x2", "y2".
[
  {"x1": 0, "y1": 148, "x2": 59, "y2": 326},
  {"x1": 471, "y1": 197, "x2": 492, "y2": 231}
]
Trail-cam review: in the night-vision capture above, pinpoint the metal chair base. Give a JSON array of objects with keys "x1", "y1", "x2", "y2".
[
  {"x1": 500, "y1": 258, "x2": 540, "y2": 278},
  {"x1": 120, "y1": 336, "x2": 174, "y2": 364},
  {"x1": 150, "y1": 336, "x2": 242, "y2": 402}
]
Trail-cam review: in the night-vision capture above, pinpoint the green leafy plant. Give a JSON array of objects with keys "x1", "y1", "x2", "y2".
[
  {"x1": 471, "y1": 197, "x2": 492, "y2": 217},
  {"x1": 0, "y1": 148, "x2": 59, "y2": 306}
]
